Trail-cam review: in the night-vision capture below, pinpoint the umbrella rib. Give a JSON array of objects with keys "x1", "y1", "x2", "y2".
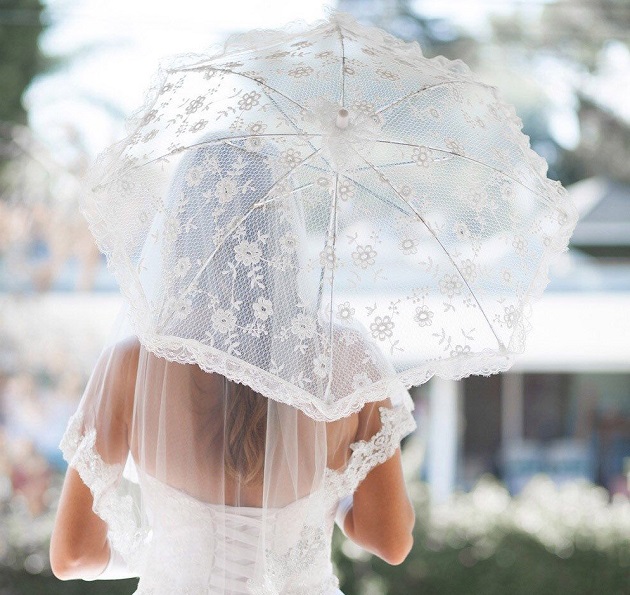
[
  {"x1": 206, "y1": 67, "x2": 308, "y2": 112},
  {"x1": 374, "y1": 79, "x2": 495, "y2": 116},
  {"x1": 336, "y1": 22, "x2": 346, "y2": 106},
  {"x1": 324, "y1": 173, "x2": 340, "y2": 401},
  {"x1": 158, "y1": 147, "x2": 322, "y2": 329},
  {"x1": 374, "y1": 139, "x2": 563, "y2": 211},
  {"x1": 301, "y1": 162, "x2": 411, "y2": 217},
  {"x1": 92, "y1": 133, "x2": 323, "y2": 190},
  {"x1": 351, "y1": 148, "x2": 507, "y2": 352}
]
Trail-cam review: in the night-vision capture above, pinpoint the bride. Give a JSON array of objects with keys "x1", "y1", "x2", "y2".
[{"x1": 49, "y1": 138, "x2": 417, "y2": 594}]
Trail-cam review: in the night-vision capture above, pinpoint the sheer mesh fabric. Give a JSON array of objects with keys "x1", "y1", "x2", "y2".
[
  {"x1": 59, "y1": 11, "x2": 578, "y2": 593},
  {"x1": 61, "y1": 320, "x2": 415, "y2": 594},
  {"x1": 81, "y1": 13, "x2": 578, "y2": 420}
]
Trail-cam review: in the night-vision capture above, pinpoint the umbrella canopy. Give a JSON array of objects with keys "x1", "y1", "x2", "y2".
[{"x1": 82, "y1": 12, "x2": 578, "y2": 421}]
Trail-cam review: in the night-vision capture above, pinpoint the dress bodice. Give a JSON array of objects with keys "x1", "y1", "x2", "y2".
[
  {"x1": 135, "y1": 474, "x2": 341, "y2": 595},
  {"x1": 60, "y1": 404, "x2": 416, "y2": 595}
]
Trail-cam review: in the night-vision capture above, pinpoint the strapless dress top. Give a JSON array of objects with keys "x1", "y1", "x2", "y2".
[{"x1": 134, "y1": 474, "x2": 343, "y2": 595}]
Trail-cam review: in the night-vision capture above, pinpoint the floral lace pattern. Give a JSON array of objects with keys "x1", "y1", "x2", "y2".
[
  {"x1": 59, "y1": 403, "x2": 415, "y2": 594},
  {"x1": 80, "y1": 11, "x2": 578, "y2": 422},
  {"x1": 59, "y1": 412, "x2": 149, "y2": 571},
  {"x1": 326, "y1": 405, "x2": 418, "y2": 500}
]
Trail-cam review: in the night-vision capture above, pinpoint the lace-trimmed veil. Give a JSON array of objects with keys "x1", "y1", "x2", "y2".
[
  {"x1": 59, "y1": 11, "x2": 578, "y2": 592},
  {"x1": 61, "y1": 132, "x2": 416, "y2": 593}
]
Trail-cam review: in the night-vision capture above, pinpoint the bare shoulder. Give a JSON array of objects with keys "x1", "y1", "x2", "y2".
[
  {"x1": 116, "y1": 335, "x2": 141, "y2": 363},
  {"x1": 100, "y1": 336, "x2": 141, "y2": 382},
  {"x1": 100, "y1": 336, "x2": 141, "y2": 424}
]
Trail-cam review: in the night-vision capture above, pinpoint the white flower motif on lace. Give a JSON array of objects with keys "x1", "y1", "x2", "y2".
[
  {"x1": 336, "y1": 301, "x2": 355, "y2": 321},
  {"x1": 211, "y1": 308, "x2": 237, "y2": 333},
  {"x1": 314, "y1": 50, "x2": 338, "y2": 65},
  {"x1": 370, "y1": 315, "x2": 394, "y2": 341},
  {"x1": 512, "y1": 235, "x2": 528, "y2": 255},
  {"x1": 190, "y1": 119, "x2": 208, "y2": 133},
  {"x1": 248, "y1": 121, "x2": 267, "y2": 135},
  {"x1": 312, "y1": 354, "x2": 329, "y2": 379},
  {"x1": 238, "y1": 91, "x2": 261, "y2": 111},
  {"x1": 216, "y1": 177, "x2": 238, "y2": 204},
  {"x1": 166, "y1": 297, "x2": 193, "y2": 321},
  {"x1": 234, "y1": 240, "x2": 262, "y2": 266},
  {"x1": 319, "y1": 245, "x2": 338, "y2": 270},
  {"x1": 352, "y1": 244, "x2": 377, "y2": 269},
  {"x1": 400, "y1": 237, "x2": 419, "y2": 255},
  {"x1": 412, "y1": 146, "x2": 433, "y2": 167},
  {"x1": 245, "y1": 137, "x2": 264, "y2": 152},
  {"x1": 445, "y1": 137, "x2": 465, "y2": 155},
  {"x1": 460, "y1": 259, "x2": 477, "y2": 283},
  {"x1": 143, "y1": 129, "x2": 158, "y2": 142},
  {"x1": 376, "y1": 68, "x2": 399, "y2": 81},
  {"x1": 413, "y1": 305, "x2": 433, "y2": 327},
  {"x1": 351, "y1": 372, "x2": 371, "y2": 390},
  {"x1": 288, "y1": 65, "x2": 314, "y2": 78},
  {"x1": 337, "y1": 179, "x2": 355, "y2": 201},
  {"x1": 439, "y1": 274, "x2": 463, "y2": 298},
  {"x1": 281, "y1": 148, "x2": 302, "y2": 167},
  {"x1": 185, "y1": 96, "x2": 205, "y2": 114},
  {"x1": 503, "y1": 305, "x2": 521, "y2": 328},
  {"x1": 252, "y1": 297, "x2": 273, "y2": 321},
  {"x1": 316, "y1": 175, "x2": 334, "y2": 192},
  {"x1": 351, "y1": 99, "x2": 374, "y2": 115},
  {"x1": 163, "y1": 217, "x2": 181, "y2": 243},
  {"x1": 290, "y1": 313, "x2": 317, "y2": 340},
  {"x1": 185, "y1": 166, "x2": 204, "y2": 187},
  {"x1": 451, "y1": 344, "x2": 471, "y2": 357},
  {"x1": 174, "y1": 257, "x2": 192, "y2": 278},
  {"x1": 279, "y1": 232, "x2": 299, "y2": 253}
]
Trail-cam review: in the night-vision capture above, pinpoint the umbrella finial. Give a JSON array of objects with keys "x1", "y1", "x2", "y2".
[{"x1": 336, "y1": 108, "x2": 349, "y2": 129}]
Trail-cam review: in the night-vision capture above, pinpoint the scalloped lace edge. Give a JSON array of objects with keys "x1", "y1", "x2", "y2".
[
  {"x1": 58, "y1": 402, "x2": 416, "y2": 576},
  {"x1": 59, "y1": 411, "x2": 147, "y2": 571},
  {"x1": 325, "y1": 404, "x2": 418, "y2": 499},
  {"x1": 78, "y1": 11, "x2": 579, "y2": 423}
]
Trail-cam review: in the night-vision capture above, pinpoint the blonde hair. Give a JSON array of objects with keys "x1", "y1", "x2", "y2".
[{"x1": 224, "y1": 379, "x2": 268, "y2": 485}]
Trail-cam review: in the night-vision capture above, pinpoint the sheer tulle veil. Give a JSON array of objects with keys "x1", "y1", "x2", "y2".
[
  {"x1": 56, "y1": 9, "x2": 580, "y2": 590},
  {"x1": 60, "y1": 133, "x2": 416, "y2": 593}
]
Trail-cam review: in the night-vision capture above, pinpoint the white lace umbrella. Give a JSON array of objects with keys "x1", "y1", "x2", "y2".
[{"x1": 82, "y1": 12, "x2": 578, "y2": 421}]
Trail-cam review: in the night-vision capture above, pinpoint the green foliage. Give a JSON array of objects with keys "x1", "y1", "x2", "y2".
[
  {"x1": 0, "y1": 0, "x2": 46, "y2": 124},
  {"x1": 0, "y1": 570, "x2": 138, "y2": 595},
  {"x1": 333, "y1": 476, "x2": 630, "y2": 595}
]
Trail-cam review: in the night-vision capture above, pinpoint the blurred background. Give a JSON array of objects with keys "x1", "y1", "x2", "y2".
[{"x1": 1, "y1": 0, "x2": 629, "y2": 593}]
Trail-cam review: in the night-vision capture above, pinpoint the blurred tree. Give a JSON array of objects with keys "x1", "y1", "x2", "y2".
[
  {"x1": 0, "y1": 0, "x2": 46, "y2": 124},
  {"x1": 490, "y1": 0, "x2": 630, "y2": 184},
  {"x1": 338, "y1": 0, "x2": 480, "y2": 64},
  {"x1": 338, "y1": 0, "x2": 574, "y2": 184},
  {"x1": 576, "y1": 94, "x2": 630, "y2": 184},
  {"x1": 491, "y1": 0, "x2": 630, "y2": 72},
  {"x1": 0, "y1": 0, "x2": 47, "y2": 191}
]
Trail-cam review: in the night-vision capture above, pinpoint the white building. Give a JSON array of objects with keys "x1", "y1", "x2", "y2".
[{"x1": 424, "y1": 177, "x2": 630, "y2": 503}]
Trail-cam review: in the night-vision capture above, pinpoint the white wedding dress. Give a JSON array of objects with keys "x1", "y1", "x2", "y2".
[{"x1": 61, "y1": 399, "x2": 416, "y2": 595}]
